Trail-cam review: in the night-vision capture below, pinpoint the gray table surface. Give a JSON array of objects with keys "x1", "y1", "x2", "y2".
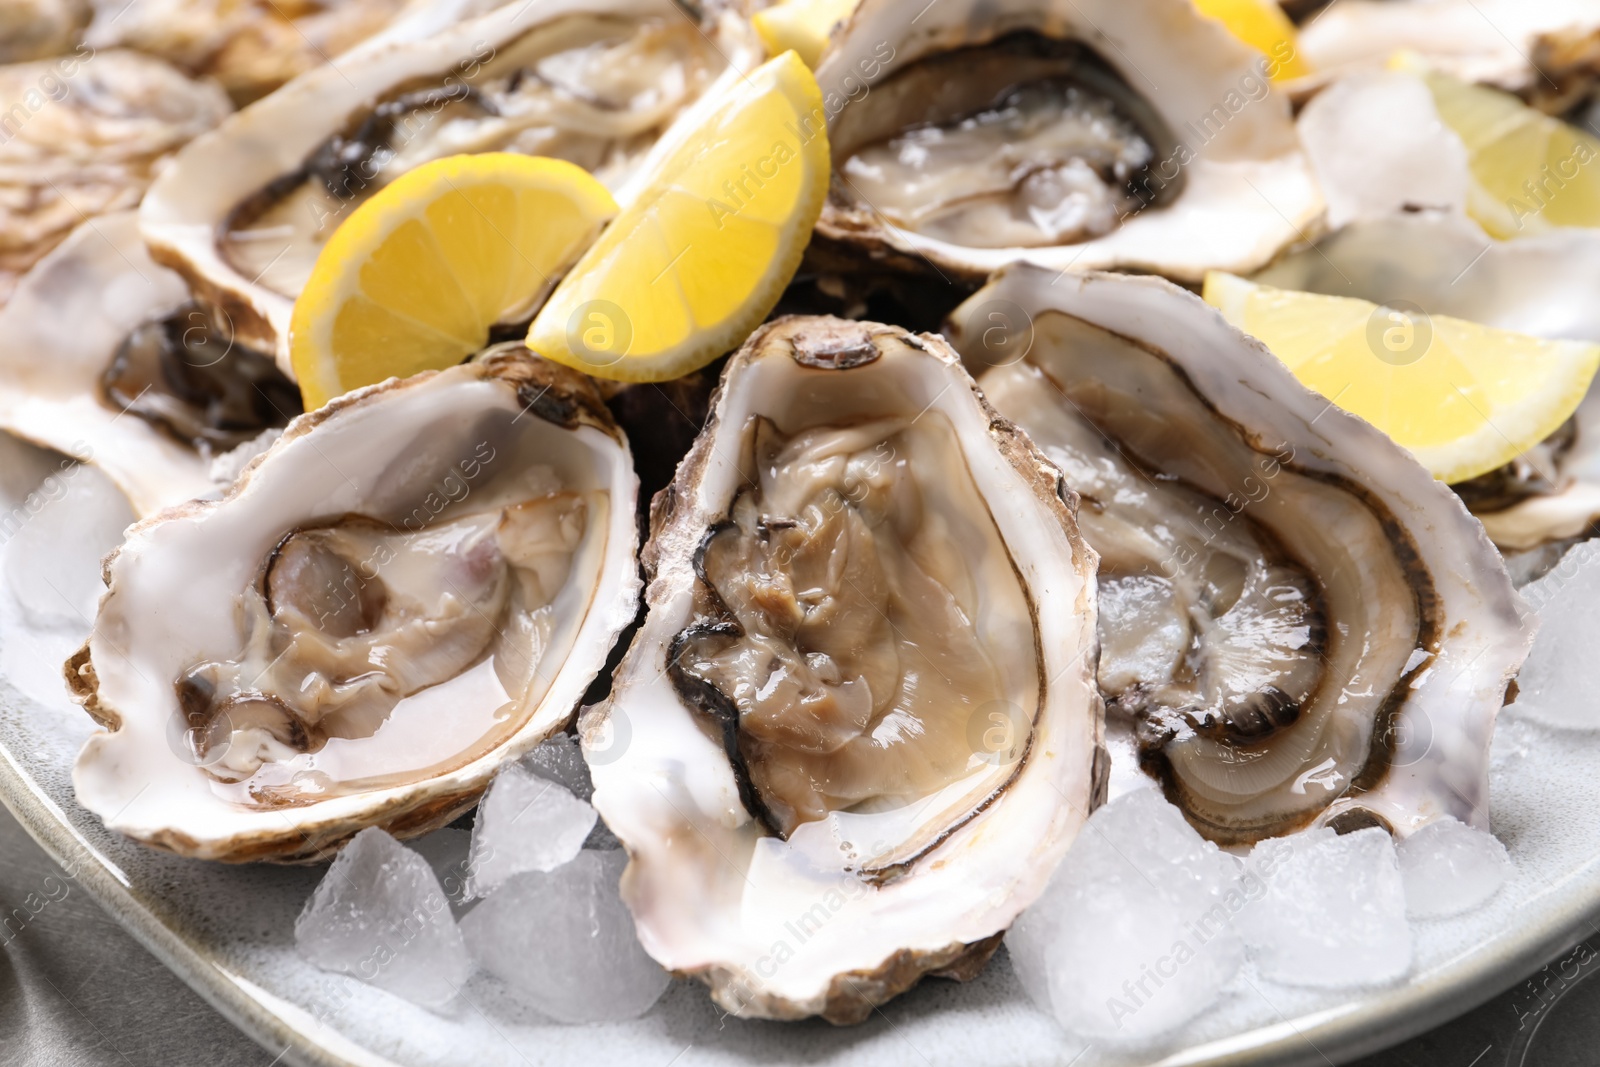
[{"x1": 0, "y1": 804, "x2": 1592, "y2": 1067}]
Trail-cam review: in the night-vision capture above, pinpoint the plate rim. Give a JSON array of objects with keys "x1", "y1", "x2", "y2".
[{"x1": 3, "y1": 729, "x2": 1598, "y2": 1067}]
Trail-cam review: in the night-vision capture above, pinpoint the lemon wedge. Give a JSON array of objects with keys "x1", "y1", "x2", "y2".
[
  {"x1": 288, "y1": 153, "x2": 617, "y2": 410},
  {"x1": 527, "y1": 51, "x2": 829, "y2": 383},
  {"x1": 752, "y1": 0, "x2": 857, "y2": 68},
  {"x1": 1396, "y1": 56, "x2": 1600, "y2": 238},
  {"x1": 1203, "y1": 271, "x2": 1600, "y2": 483},
  {"x1": 1193, "y1": 0, "x2": 1308, "y2": 81}
]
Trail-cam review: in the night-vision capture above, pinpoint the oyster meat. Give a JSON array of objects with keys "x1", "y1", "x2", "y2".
[
  {"x1": 0, "y1": 0, "x2": 89, "y2": 63},
  {"x1": 84, "y1": 0, "x2": 419, "y2": 105},
  {"x1": 0, "y1": 48, "x2": 230, "y2": 306},
  {"x1": 68, "y1": 348, "x2": 640, "y2": 861},
  {"x1": 141, "y1": 0, "x2": 759, "y2": 364},
  {"x1": 586, "y1": 317, "x2": 1103, "y2": 1022},
  {"x1": 947, "y1": 265, "x2": 1529, "y2": 843},
  {"x1": 812, "y1": 0, "x2": 1322, "y2": 282},
  {"x1": 0, "y1": 211, "x2": 299, "y2": 516}
]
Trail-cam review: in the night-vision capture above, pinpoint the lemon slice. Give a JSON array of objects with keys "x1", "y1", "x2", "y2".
[
  {"x1": 752, "y1": 0, "x2": 857, "y2": 68},
  {"x1": 1203, "y1": 272, "x2": 1600, "y2": 483},
  {"x1": 289, "y1": 153, "x2": 618, "y2": 410},
  {"x1": 1396, "y1": 56, "x2": 1600, "y2": 238},
  {"x1": 527, "y1": 51, "x2": 829, "y2": 383},
  {"x1": 1193, "y1": 0, "x2": 1308, "y2": 81}
]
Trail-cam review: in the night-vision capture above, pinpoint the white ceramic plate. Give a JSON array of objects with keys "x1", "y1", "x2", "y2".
[{"x1": 3, "y1": 446, "x2": 1600, "y2": 1067}]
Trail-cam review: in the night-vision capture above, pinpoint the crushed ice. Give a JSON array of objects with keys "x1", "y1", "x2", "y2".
[
  {"x1": 1240, "y1": 827, "x2": 1411, "y2": 989},
  {"x1": 1007, "y1": 786, "x2": 1517, "y2": 1044},
  {"x1": 297, "y1": 736, "x2": 664, "y2": 1021},
  {"x1": 294, "y1": 827, "x2": 471, "y2": 1008},
  {"x1": 462, "y1": 850, "x2": 671, "y2": 1023},
  {"x1": 3, "y1": 458, "x2": 131, "y2": 630},
  {"x1": 1007, "y1": 787, "x2": 1245, "y2": 1043},
  {"x1": 0, "y1": 434, "x2": 135, "y2": 710},
  {"x1": 1506, "y1": 540, "x2": 1600, "y2": 730},
  {"x1": 466, "y1": 755, "x2": 597, "y2": 900},
  {"x1": 1397, "y1": 816, "x2": 1511, "y2": 919}
]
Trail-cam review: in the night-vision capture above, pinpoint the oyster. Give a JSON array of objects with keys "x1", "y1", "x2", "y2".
[
  {"x1": 68, "y1": 347, "x2": 640, "y2": 862},
  {"x1": 83, "y1": 0, "x2": 419, "y2": 105},
  {"x1": 585, "y1": 316, "x2": 1103, "y2": 1023},
  {"x1": 140, "y1": 0, "x2": 760, "y2": 367},
  {"x1": 0, "y1": 48, "x2": 230, "y2": 307},
  {"x1": 947, "y1": 265, "x2": 1529, "y2": 843},
  {"x1": 1293, "y1": 1, "x2": 1600, "y2": 116},
  {"x1": 0, "y1": 0, "x2": 89, "y2": 63},
  {"x1": 810, "y1": 0, "x2": 1322, "y2": 282},
  {"x1": 0, "y1": 211, "x2": 299, "y2": 516},
  {"x1": 1254, "y1": 211, "x2": 1600, "y2": 557}
]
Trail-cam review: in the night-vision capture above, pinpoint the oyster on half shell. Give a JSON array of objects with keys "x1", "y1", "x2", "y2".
[
  {"x1": 0, "y1": 0, "x2": 89, "y2": 63},
  {"x1": 140, "y1": 0, "x2": 760, "y2": 367},
  {"x1": 947, "y1": 266, "x2": 1529, "y2": 843},
  {"x1": 0, "y1": 211, "x2": 299, "y2": 517},
  {"x1": 83, "y1": 0, "x2": 418, "y2": 105},
  {"x1": 811, "y1": 0, "x2": 1322, "y2": 283},
  {"x1": 585, "y1": 316, "x2": 1103, "y2": 1023},
  {"x1": 0, "y1": 48, "x2": 229, "y2": 307},
  {"x1": 67, "y1": 347, "x2": 639, "y2": 862}
]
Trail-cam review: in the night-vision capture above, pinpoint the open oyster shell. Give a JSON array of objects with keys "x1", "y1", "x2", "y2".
[
  {"x1": 0, "y1": 0, "x2": 89, "y2": 63},
  {"x1": 139, "y1": 0, "x2": 761, "y2": 369},
  {"x1": 810, "y1": 0, "x2": 1323, "y2": 283},
  {"x1": 0, "y1": 48, "x2": 230, "y2": 307},
  {"x1": 947, "y1": 265, "x2": 1530, "y2": 843},
  {"x1": 585, "y1": 316, "x2": 1103, "y2": 1023},
  {"x1": 0, "y1": 211, "x2": 299, "y2": 516},
  {"x1": 67, "y1": 347, "x2": 640, "y2": 862},
  {"x1": 0, "y1": 212, "x2": 210, "y2": 514},
  {"x1": 84, "y1": 0, "x2": 419, "y2": 105}
]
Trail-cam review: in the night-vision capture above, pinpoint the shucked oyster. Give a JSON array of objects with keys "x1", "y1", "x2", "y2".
[
  {"x1": 586, "y1": 317, "x2": 1103, "y2": 1022},
  {"x1": 141, "y1": 0, "x2": 760, "y2": 366},
  {"x1": 68, "y1": 348, "x2": 639, "y2": 862},
  {"x1": 0, "y1": 211, "x2": 298, "y2": 516},
  {"x1": 811, "y1": 0, "x2": 1322, "y2": 282},
  {"x1": 0, "y1": 48, "x2": 230, "y2": 307},
  {"x1": 83, "y1": 0, "x2": 419, "y2": 105},
  {"x1": 947, "y1": 266, "x2": 1529, "y2": 843},
  {"x1": 0, "y1": 0, "x2": 89, "y2": 63}
]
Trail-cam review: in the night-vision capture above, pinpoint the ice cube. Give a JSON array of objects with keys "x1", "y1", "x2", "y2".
[
  {"x1": 4, "y1": 463, "x2": 132, "y2": 630},
  {"x1": 1397, "y1": 817, "x2": 1511, "y2": 919},
  {"x1": 1508, "y1": 541, "x2": 1600, "y2": 730},
  {"x1": 409, "y1": 827, "x2": 474, "y2": 909},
  {"x1": 1241, "y1": 827, "x2": 1411, "y2": 988},
  {"x1": 521, "y1": 733, "x2": 621, "y2": 849},
  {"x1": 523, "y1": 733, "x2": 593, "y2": 799},
  {"x1": 1297, "y1": 72, "x2": 1470, "y2": 229},
  {"x1": 467, "y1": 758, "x2": 598, "y2": 899},
  {"x1": 461, "y1": 850, "x2": 670, "y2": 1022},
  {"x1": 0, "y1": 433, "x2": 65, "y2": 512},
  {"x1": 294, "y1": 828, "x2": 472, "y2": 1008},
  {"x1": 1008, "y1": 787, "x2": 1245, "y2": 1043}
]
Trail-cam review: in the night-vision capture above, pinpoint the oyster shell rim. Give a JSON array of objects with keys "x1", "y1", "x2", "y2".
[
  {"x1": 585, "y1": 314, "x2": 1106, "y2": 1024},
  {"x1": 946, "y1": 263, "x2": 1532, "y2": 842},
  {"x1": 810, "y1": 0, "x2": 1327, "y2": 283},
  {"x1": 65, "y1": 348, "x2": 640, "y2": 864}
]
